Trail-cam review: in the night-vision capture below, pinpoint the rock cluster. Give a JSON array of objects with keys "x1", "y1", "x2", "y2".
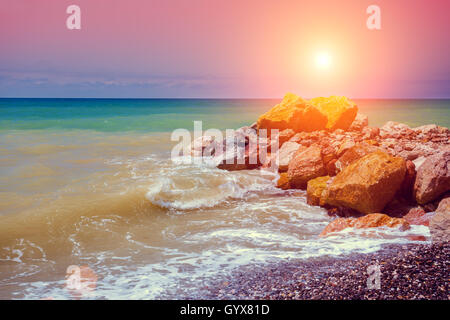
[{"x1": 188, "y1": 93, "x2": 450, "y2": 239}]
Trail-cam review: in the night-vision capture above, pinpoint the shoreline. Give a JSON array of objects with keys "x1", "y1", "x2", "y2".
[{"x1": 197, "y1": 242, "x2": 449, "y2": 300}]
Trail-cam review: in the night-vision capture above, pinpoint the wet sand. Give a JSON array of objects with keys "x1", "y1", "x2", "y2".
[{"x1": 199, "y1": 242, "x2": 449, "y2": 300}]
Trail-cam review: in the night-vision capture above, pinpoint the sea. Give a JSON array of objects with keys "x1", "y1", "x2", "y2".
[{"x1": 0, "y1": 98, "x2": 448, "y2": 299}]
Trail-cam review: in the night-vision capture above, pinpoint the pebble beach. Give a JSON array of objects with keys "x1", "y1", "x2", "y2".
[{"x1": 201, "y1": 242, "x2": 449, "y2": 300}]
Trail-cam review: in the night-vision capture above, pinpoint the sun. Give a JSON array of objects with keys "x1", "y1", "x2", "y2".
[{"x1": 315, "y1": 52, "x2": 332, "y2": 69}]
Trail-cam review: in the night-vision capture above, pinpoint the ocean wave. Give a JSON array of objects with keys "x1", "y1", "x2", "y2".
[{"x1": 145, "y1": 164, "x2": 278, "y2": 210}]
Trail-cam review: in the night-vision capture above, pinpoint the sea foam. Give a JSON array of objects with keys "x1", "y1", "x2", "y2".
[{"x1": 146, "y1": 162, "x2": 278, "y2": 210}]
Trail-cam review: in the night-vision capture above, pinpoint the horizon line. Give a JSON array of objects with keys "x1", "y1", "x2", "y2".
[{"x1": 1, "y1": 96, "x2": 450, "y2": 100}]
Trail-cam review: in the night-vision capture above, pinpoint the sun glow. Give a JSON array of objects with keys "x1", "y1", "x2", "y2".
[{"x1": 315, "y1": 52, "x2": 332, "y2": 69}]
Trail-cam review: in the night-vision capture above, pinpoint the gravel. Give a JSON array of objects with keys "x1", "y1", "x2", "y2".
[{"x1": 198, "y1": 242, "x2": 449, "y2": 300}]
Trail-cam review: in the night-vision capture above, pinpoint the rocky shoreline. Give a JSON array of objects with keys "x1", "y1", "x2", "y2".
[
  {"x1": 188, "y1": 93, "x2": 450, "y2": 242},
  {"x1": 185, "y1": 93, "x2": 449, "y2": 300},
  {"x1": 199, "y1": 242, "x2": 449, "y2": 300}
]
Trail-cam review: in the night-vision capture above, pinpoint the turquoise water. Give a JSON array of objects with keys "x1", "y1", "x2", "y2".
[{"x1": 0, "y1": 98, "x2": 449, "y2": 132}]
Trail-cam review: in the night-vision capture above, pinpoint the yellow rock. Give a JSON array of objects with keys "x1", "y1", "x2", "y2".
[
  {"x1": 309, "y1": 96, "x2": 358, "y2": 131},
  {"x1": 306, "y1": 176, "x2": 330, "y2": 206},
  {"x1": 257, "y1": 93, "x2": 328, "y2": 132},
  {"x1": 325, "y1": 151, "x2": 407, "y2": 214}
]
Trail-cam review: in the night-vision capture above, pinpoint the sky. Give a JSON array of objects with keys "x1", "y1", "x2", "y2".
[{"x1": 0, "y1": 0, "x2": 449, "y2": 98}]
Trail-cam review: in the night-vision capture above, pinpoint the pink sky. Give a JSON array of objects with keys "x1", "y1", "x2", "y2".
[{"x1": 0, "y1": 0, "x2": 449, "y2": 98}]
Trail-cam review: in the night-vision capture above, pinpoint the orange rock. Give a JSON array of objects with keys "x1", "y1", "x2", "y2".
[
  {"x1": 309, "y1": 96, "x2": 358, "y2": 131},
  {"x1": 257, "y1": 93, "x2": 328, "y2": 132},
  {"x1": 287, "y1": 145, "x2": 326, "y2": 189},
  {"x1": 325, "y1": 151, "x2": 407, "y2": 214},
  {"x1": 320, "y1": 213, "x2": 410, "y2": 236},
  {"x1": 306, "y1": 176, "x2": 330, "y2": 206},
  {"x1": 276, "y1": 172, "x2": 291, "y2": 190}
]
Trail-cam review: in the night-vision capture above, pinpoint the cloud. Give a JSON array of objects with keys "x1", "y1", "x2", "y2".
[
  {"x1": 0, "y1": 69, "x2": 241, "y2": 97},
  {"x1": 0, "y1": 70, "x2": 218, "y2": 87}
]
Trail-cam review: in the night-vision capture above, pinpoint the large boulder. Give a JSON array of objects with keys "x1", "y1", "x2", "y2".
[
  {"x1": 429, "y1": 197, "x2": 450, "y2": 243},
  {"x1": 414, "y1": 151, "x2": 450, "y2": 204},
  {"x1": 287, "y1": 145, "x2": 326, "y2": 189},
  {"x1": 257, "y1": 93, "x2": 327, "y2": 132},
  {"x1": 325, "y1": 151, "x2": 407, "y2": 214},
  {"x1": 309, "y1": 96, "x2": 358, "y2": 131},
  {"x1": 306, "y1": 176, "x2": 330, "y2": 206},
  {"x1": 320, "y1": 213, "x2": 410, "y2": 237}
]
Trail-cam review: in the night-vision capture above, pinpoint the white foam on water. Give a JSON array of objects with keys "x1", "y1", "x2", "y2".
[
  {"x1": 17, "y1": 223, "x2": 430, "y2": 300},
  {"x1": 145, "y1": 162, "x2": 278, "y2": 210}
]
